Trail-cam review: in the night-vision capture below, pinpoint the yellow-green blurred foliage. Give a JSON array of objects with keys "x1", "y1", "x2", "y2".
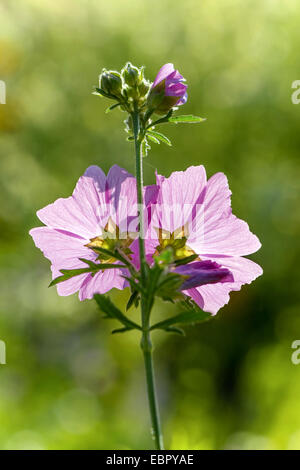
[{"x1": 0, "y1": 0, "x2": 300, "y2": 450}]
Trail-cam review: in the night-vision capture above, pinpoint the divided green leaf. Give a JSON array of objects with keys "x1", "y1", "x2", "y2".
[
  {"x1": 126, "y1": 290, "x2": 140, "y2": 311},
  {"x1": 94, "y1": 294, "x2": 142, "y2": 331},
  {"x1": 164, "y1": 326, "x2": 185, "y2": 336},
  {"x1": 49, "y1": 260, "x2": 126, "y2": 287},
  {"x1": 150, "y1": 309, "x2": 211, "y2": 331},
  {"x1": 147, "y1": 130, "x2": 172, "y2": 146},
  {"x1": 49, "y1": 267, "x2": 94, "y2": 287},
  {"x1": 147, "y1": 134, "x2": 160, "y2": 145}
]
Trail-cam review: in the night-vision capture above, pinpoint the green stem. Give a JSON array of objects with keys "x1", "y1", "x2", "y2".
[
  {"x1": 141, "y1": 331, "x2": 164, "y2": 450},
  {"x1": 132, "y1": 109, "x2": 146, "y2": 282},
  {"x1": 132, "y1": 108, "x2": 164, "y2": 451}
]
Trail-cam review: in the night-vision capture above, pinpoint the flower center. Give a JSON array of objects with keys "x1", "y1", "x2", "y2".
[
  {"x1": 155, "y1": 226, "x2": 198, "y2": 261},
  {"x1": 85, "y1": 218, "x2": 133, "y2": 263}
]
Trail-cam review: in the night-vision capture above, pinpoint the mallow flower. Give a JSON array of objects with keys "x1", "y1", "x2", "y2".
[
  {"x1": 30, "y1": 165, "x2": 155, "y2": 300},
  {"x1": 147, "y1": 63, "x2": 188, "y2": 114},
  {"x1": 145, "y1": 165, "x2": 263, "y2": 315}
]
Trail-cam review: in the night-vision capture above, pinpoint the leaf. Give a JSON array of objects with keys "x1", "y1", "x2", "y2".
[
  {"x1": 106, "y1": 103, "x2": 121, "y2": 113},
  {"x1": 49, "y1": 262, "x2": 126, "y2": 287},
  {"x1": 164, "y1": 326, "x2": 186, "y2": 336},
  {"x1": 111, "y1": 327, "x2": 134, "y2": 334},
  {"x1": 168, "y1": 115, "x2": 206, "y2": 124},
  {"x1": 92, "y1": 263, "x2": 126, "y2": 269},
  {"x1": 122, "y1": 276, "x2": 144, "y2": 295},
  {"x1": 150, "y1": 309, "x2": 211, "y2": 331},
  {"x1": 144, "y1": 264, "x2": 163, "y2": 318},
  {"x1": 155, "y1": 272, "x2": 185, "y2": 301},
  {"x1": 49, "y1": 267, "x2": 93, "y2": 287},
  {"x1": 146, "y1": 110, "x2": 174, "y2": 129},
  {"x1": 147, "y1": 130, "x2": 172, "y2": 146},
  {"x1": 174, "y1": 254, "x2": 199, "y2": 266},
  {"x1": 126, "y1": 290, "x2": 139, "y2": 311},
  {"x1": 79, "y1": 258, "x2": 99, "y2": 269},
  {"x1": 147, "y1": 134, "x2": 160, "y2": 145},
  {"x1": 94, "y1": 294, "x2": 142, "y2": 330}
]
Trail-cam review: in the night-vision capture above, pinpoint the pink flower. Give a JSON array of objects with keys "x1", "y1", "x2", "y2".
[
  {"x1": 148, "y1": 63, "x2": 188, "y2": 114},
  {"x1": 30, "y1": 165, "x2": 153, "y2": 300},
  {"x1": 145, "y1": 165, "x2": 263, "y2": 314}
]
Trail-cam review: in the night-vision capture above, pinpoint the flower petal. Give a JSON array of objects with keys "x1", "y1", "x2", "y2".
[
  {"x1": 186, "y1": 256, "x2": 263, "y2": 314},
  {"x1": 151, "y1": 165, "x2": 207, "y2": 235},
  {"x1": 51, "y1": 265, "x2": 88, "y2": 297},
  {"x1": 152, "y1": 63, "x2": 175, "y2": 88},
  {"x1": 176, "y1": 260, "x2": 233, "y2": 290},
  {"x1": 176, "y1": 92, "x2": 188, "y2": 106},
  {"x1": 167, "y1": 69, "x2": 185, "y2": 83},
  {"x1": 36, "y1": 175, "x2": 105, "y2": 240},
  {"x1": 84, "y1": 165, "x2": 107, "y2": 193},
  {"x1": 106, "y1": 165, "x2": 138, "y2": 232},
  {"x1": 79, "y1": 268, "x2": 126, "y2": 300},
  {"x1": 188, "y1": 172, "x2": 261, "y2": 256},
  {"x1": 30, "y1": 227, "x2": 95, "y2": 296},
  {"x1": 29, "y1": 227, "x2": 94, "y2": 268},
  {"x1": 165, "y1": 81, "x2": 187, "y2": 97}
]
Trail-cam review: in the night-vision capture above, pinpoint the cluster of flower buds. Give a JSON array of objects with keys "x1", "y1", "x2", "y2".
[
  {"x1": 96, "y1": 62, "x2": 188, "y2": 117},
  {"x1": 95, "y1": 62, "x2": 203, "y2": 156},
  {"x1": 97, "y1": 62, "x2": 151, "y2": 113}
]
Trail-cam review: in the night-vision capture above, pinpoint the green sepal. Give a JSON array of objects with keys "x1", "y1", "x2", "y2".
[
  {"x1": 93, "y1": 87, "x2": 119, "y2": 101},
  {"x1": 106, "y1": 103, "x2": 121, "y2": 113},
  {"x1": 173, "y1": 254, "x2": 199, "y2": 266},
  {"x1": 93, "y1": 87, "x2": 111, "y2": 98},
  {"x1": 90, "y1": 246, "x2": 131, "y2": 267},
  {"x1": 155, "y1": 272, "x2": 185, "y2": 302},
  {"x1": 154, "y1": 247, "x2": 174, "y2": 267}
]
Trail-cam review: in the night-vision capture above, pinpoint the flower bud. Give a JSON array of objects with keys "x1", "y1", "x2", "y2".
[
  {"x1": 99, "y1": 69, "x2": 123, "y2": 96},
  {"x1": 121, "y1": 62, "x2": 140, "y2": 87},
  {"x1": 147, "y1": 63, "x2": 188, "y2": 115},
  {"x1": 138, "y1": 79, "x2": 151, "y2": 98}
]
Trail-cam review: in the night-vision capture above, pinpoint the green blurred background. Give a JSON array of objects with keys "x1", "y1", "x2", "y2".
[{"x1": 0, "y1": 0, "x2": 300, "y2": 450}]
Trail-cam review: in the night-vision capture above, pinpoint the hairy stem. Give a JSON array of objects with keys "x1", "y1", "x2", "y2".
[
  {"x1": 132, "y1": 109, "x2": 146, "y2": 282},
  {"x1": 132, "y1": 108, "x2": 164, "y2": 450},
  {"x1": 141, "y1": 331, "x2": 164, "y2": 450}
]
